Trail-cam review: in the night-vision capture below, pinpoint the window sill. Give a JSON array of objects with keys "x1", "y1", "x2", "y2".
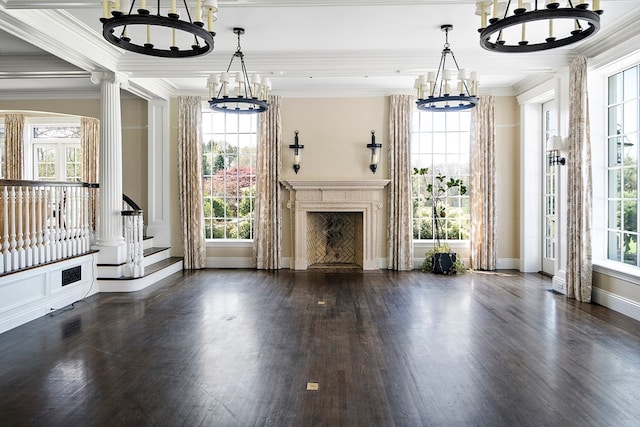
[
  {"x1": 593, "y1": 261, "x2": 640, "y2": 286},
  {"x1": 413, "y1": 240, "x2": 470, "y2": 251},
  {"x1": 205, "y1": 239, "x2": 253, "y2": 248}
]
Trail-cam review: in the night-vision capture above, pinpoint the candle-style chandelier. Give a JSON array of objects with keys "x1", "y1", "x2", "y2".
[
  {"x1": 207, "y1": 28, "x2": 271, "y2": 114},
  {"x1": 414, "y1": 25, "x2": 479, "y2": 112},
  {"x1": 476, "y1": 0, "x2": 603, "y2": 53},
  {"x1": 100, "y1": 0, "x2": 217, "y2": 58}
]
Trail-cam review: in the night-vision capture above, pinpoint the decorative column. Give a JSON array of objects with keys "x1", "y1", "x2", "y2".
[{"x1": 91, "y1": 71, "x2": 127, "y2": 265}]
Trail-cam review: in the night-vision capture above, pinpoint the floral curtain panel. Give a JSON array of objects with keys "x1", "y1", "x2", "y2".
[
  {"x1": 470, "y1": 96, "x2": 497, "y2": 270},
  {"x1": 178, "y1": 96, "x2": 207, "y2": 269},
  {"x1": 387, "y1": 95, "x2": 414, "y2": 271},
  {"x1": 81, "y1": 117, "x2": 100, "y2": 184},
  {"x1": 4, "y1": 114, "x2": 25, "y2": 179},
  {"x1": 566, "y1": 56, "x2": 593, "y2": 302},
  {"x1": 254, "y1": 95, "x2": 282, "y2": 270}
]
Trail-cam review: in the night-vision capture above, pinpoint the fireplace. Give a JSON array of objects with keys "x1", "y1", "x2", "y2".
[
  {"x1": 307, "y1": 212, "x2": 363, "y2": 268},
  {"x1": 281, "y1": 180, "x2": 390, "y2": 270}
]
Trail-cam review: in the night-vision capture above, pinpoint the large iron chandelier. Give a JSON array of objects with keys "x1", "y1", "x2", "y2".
[
  {"x1": 415, "y1": 25, "x2": 479, "y2": 112},
  {"x1": 476, "y1": 0, "x2": 603, "y2": 53},
  {"x1": 100, "y1": 0, "x2": 217, "y2": 58},
  {"x1": 207, "y1": 28, "x2": 271, "y2": 114}
]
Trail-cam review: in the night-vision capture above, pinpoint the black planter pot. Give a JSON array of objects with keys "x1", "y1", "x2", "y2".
[{"x1": 431, "y1": 252, "x2": 457, "y2": 275}]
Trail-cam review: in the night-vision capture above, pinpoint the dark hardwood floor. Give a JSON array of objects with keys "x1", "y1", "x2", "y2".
[{"x1": 1, "y1": 269, "x2": 639, "y2": 426}]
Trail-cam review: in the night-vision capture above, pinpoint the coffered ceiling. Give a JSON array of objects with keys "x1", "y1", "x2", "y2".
[{"x1": 1, "y1": 0, "x2": 639, "y2": 101}]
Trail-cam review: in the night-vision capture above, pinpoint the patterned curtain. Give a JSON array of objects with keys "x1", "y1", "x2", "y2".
[
  {"x1": 81, "y1": 117, "x2": 100, "y2": 237},
  {"x1": 178, "y1": 96, "x2": 206, "y2": 269},
  {"x1": 470, "y1": 96, "x2": 497, "y2": 270},
  {"x1": 254, "y1": 96, "x2": 282, "y2": 269},
  {"x1": 81, "y1": 117, "x2": 100, "y2": 184},
  {"x1": 4, "y1": 114, "x2": 25, "y2": 179},
  {"x1": 566, "y1": 56, "x2": 593, "y2": 302},
  {"x1": 387, "y1": 95, "x2": 414, "y2": 270}
]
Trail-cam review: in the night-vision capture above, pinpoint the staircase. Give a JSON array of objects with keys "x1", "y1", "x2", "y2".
[{"x1": 97, "y1": 235, "x2": 183, "y2": 292}]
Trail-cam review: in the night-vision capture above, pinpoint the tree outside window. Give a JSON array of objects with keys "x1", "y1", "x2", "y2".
[
  {"x1": 202, "y1": 110, "x2": 257, "y2": 240},
  {"x1": 411, "y1": 110, "x2": 471, "y2": 241},
  {"x1": 607, "y1": 64, "x2": 640, "y2": 265}
]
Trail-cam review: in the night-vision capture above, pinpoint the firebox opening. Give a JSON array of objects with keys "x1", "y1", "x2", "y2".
[{"x1": 307, "y1": 212, "x2": 363, "y2": 269}]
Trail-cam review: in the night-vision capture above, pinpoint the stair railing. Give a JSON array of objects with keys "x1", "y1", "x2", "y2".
[
  {"x1": 0, "y1": 180, "x2": 98, "y2": 274},
  {"x1": 122, "y1": 195, "x2": 144, "y2": 278}
]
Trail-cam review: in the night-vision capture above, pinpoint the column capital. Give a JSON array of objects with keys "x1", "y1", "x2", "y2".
[{"x1": 90, "y1": 71, "x2": 129, "y2": 89}]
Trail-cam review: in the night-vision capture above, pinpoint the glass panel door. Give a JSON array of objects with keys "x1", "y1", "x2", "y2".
[{"x1": 542, "y1": 100, "x2": 557, "y2": 276}]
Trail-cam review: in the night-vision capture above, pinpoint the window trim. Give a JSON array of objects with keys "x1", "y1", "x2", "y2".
[{"x1": 591, "y1": 51, "x2": 640, "y2": 279}]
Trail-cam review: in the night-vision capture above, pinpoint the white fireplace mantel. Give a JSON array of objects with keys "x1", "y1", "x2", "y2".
[{"x1": 281, "y1": 179, "x2": 390, "y2": 270}]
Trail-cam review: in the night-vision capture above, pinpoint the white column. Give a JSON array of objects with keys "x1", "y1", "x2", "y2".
[{"x1": 91, "y1": 71, "x2": 128, "y2": 265}]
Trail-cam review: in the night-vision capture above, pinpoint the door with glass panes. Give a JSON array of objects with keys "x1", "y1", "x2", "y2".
[{"x1": 542, "y1": 100, "x2": 557, "y2": 276}]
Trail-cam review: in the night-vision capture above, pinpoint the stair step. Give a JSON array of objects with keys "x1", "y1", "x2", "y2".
[
  {"x1": 98, "y1": 257, "x2": 183, "y2": 280},
  {"x1": 97, "y1": 257, "x2": 183, "y2": 292},
  {"x1": 144, "y1": 247, "x2": 169, "y2": 257},
  {"x1": 145, "y1": 257, "x2": 183, "y2": 276}
]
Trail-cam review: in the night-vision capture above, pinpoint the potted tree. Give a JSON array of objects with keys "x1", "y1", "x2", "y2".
[{"x1": 413, "y1": 167, "x2": 467, "y2": 274}]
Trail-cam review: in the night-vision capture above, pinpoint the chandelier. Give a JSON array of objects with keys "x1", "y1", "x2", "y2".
[
  {"x1": 100, "y1": 0, "x2": 217, "y2": 58},
  {"x1": 207, "y1": 28, "x2": 271, "y2": 114},
  {"x1": 415, "y1": 25, "x2": 479, "y2": 112},
  {"x1": 476, "y1": 0, "x2": 603, "y2": 53}
]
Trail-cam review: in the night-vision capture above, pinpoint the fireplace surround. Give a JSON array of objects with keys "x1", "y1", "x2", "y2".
[{"x1": 281, "y1": 179, "x2": 390, "y2": 270}]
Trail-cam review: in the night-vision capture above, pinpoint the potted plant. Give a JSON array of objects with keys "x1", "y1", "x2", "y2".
[{"x1": 413, "y1": 167, "x2": 467, "y2": 274}]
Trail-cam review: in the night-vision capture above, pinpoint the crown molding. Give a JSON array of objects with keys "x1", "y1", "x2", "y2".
[{"x1": 0, "y1": 8, "x2": 121, "y2": 72}]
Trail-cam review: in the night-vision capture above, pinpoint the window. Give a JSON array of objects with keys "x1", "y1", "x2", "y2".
[
  {"x1": 30, "y1": 124, "x2": 81, "y2": 181},
  {"x1": 411, "y1": 109, "x2": 471, "y2": 240},
  {"x1": 202, "y1": 110, "x2": 257, "y2": 240},
  {"x1": 607, "y1": 64, "x2": 640, "y2": 265}
]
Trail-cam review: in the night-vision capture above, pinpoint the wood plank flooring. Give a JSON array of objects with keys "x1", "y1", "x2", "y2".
[{"x1": 1, "y1": 269, "x2": 639, "y2": 426}]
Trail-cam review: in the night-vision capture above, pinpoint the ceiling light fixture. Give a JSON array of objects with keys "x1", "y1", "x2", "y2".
[
  {"x1": 100, "y1": 0, "x2": 216, "y2": 58},
  {"x1": 476, "y1": 0, "x2": 603, "y2": 53},
  {"x1": 415, "y1": 25, "x2": 479, "y2": 112},
  {"x1": 207, "y1": 28, "x2": 271, "y2": 115}
]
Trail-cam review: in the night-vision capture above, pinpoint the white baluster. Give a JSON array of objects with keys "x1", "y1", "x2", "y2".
[
  {"x1": 1, "y1": 186, "x2": 8, "y2": 273},
  {"x1": 9, "y1": 187, "x2": 18, "y2": 271},
  {"x1": 30, "y1": 186, "x2": 39, "y2": 265},
  {"x1": 51, "y1": 186, "x2": 60, "y2": 261},
  {"x1": 68, "y1": 186, "x2": 77, "y2": 257},
  {"x1": 43, "y1": 186, "x2": 51, "y2": 263},
  {"x1": 135, "y1": 213, "x2": 145, "y2": 278},
  {"x1": 16, "y1": 186, "x2": 25, "y2": 269},
  {"x1": 82, "y1": 185, "x2": 90, "y2": 253},
  {"x1": 124, "y1": 214, "x2": 133, "y2": 277},
  {"x1": 24, "y1": 187, "x2": 32, "y2": 267},
  {"x1": 36, "y1": 187, "x2": 44, "y2": 263}
]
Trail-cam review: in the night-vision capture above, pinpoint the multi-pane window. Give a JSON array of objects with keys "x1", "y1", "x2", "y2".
[
  {"x1": 411, "y1": 110, "x2": 471, "y2": 240},
  {"x1": 202, "y1": 110, "x2": 257, "y2": 240},
  {"x1": 607, "y1": 64, "x2": 640, "y2": 265},
  {"x1": 31, "y1": 124, "x2": 81, "y2": 181}
]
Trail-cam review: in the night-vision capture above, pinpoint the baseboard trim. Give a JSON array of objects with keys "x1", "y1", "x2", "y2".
[
  {"x1": 592, "y1": 287, "x2": 640, "y2": 321},
  {"x1": 206, "y1": 257, "x2": 254, "y2": 269}
]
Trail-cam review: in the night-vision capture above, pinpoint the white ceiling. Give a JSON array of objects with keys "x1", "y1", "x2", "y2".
[{"x1": 1, "y1": 0, "x2": 639, "y2": 100}]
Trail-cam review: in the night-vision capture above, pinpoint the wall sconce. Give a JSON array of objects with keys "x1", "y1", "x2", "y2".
[
  {"x1": 366, "y1": 130, "x2": 382, "y2": 173},
  {"x1": 547, "y1": 135, "x2": 566, "y2": 166},
  {"x1": 288, "y1": 130, "x2": 304, "y2": 174}
]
